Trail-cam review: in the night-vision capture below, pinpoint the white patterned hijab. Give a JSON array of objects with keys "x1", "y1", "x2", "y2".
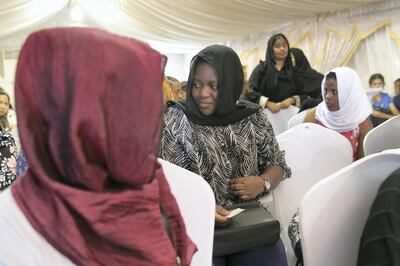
[{"x1": 316, "y1": 66, "x2": 372, "y2": 132}]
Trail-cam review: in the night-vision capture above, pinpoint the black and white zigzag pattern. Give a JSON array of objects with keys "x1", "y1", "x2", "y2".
[{"x1": 160, "y1": 108, "x2": 291, "y2": 207}]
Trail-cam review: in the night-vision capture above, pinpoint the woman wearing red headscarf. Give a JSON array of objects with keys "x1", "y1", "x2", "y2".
[{"x1": 0, "y1": 28, "x2": 196, "y2": 266}]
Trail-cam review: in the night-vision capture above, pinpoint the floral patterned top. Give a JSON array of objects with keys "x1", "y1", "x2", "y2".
[{"x1": 0, "y1": 132, "x2": 17, "y2": 190}]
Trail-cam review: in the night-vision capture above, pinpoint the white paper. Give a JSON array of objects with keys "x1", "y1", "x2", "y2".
[{"x1": 227, "y1": 208, "x2": 244, "y2": 218}]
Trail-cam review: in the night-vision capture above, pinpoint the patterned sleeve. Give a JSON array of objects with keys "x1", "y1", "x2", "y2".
[
  {"x1": 160, "y1": 108, "x2": 191, "y2": 170},
  {"x1": 255, "y1": 110, "x2": 291, "y2": 179},
  {"x1": 0, "y1": 132, "x2": 17, "y2": 190}
]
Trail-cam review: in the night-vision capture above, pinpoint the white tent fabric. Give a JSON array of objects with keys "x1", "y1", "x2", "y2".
[
  {"x1": 1, "y1": 0, "x2": 399, "y2": 95},
  {"x1": 228, "y1": 0, "x2": 400, "y2": 75},
  {"x1": 347, "y1": 25, "x2": 400, "y2": 95},
  {"x1": 0, "y1": 0, "x2": 384, "y2": 50}
]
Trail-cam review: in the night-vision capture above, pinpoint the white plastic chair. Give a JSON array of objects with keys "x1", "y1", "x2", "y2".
[
  {"x1": 299, "y1": 151, "x2": 400, "y2": 266},
  {"x1": 363, "y1": 115, "x2": 400, "y2": 156},
  {"x1": 287, "y1": 110, "x2": 308, "y2": 129},
  {"x1": 159, "y1": 159, "x2": 215, "y2": 266},
  {"x1": 263, "y1": 105, "x2": 299, "y2": 136},
  {"x1": 271, "y1": 123, "x2": 353, "y2": 265}
]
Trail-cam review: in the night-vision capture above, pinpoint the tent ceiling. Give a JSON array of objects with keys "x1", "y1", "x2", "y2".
[{"x1": 0, "y1": 0, "x2": 386, "y2": 49}]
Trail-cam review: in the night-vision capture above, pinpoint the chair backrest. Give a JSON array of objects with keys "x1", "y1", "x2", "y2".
[
  {"x1": 263, "y1": 105, "x2": 299, "y2": 136},
  {"x1": 287, "y1": 109, "x2": 308, "y2": 129},
  {"x1": 159, "y1": 159, "x2": 215, "y2": 266},
  {"x1": 273, "y1": 123, "x2": 353, "y2": 229},
  {"x1": 272, "y1": 123, "x2": 353, "y2": 265},
  {"x1": 363, "y1": 115, "x2": 400, "y2": 156},
  {"x1": 299, "y1": 151, "x2": 400, "y2": 266}
]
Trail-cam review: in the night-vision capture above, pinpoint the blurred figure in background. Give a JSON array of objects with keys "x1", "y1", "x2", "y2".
[
  {"x1": 162, "y1": 75, "x2": 175, "y2": 105},
  {"x1": 369, "y1": 73, "x2": 393, "y2": 126},
  {"x1": 168, "y1": 76, "x2": 186, "y2": 100},
  {"x1": 0, "y1": 90, "x2": 17, "y2": 132}
]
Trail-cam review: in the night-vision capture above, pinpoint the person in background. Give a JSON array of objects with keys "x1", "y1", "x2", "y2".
[
  {"x1": 394, "y1": 78, "x2": 400, "y2": 96},
  {"x1": 247, "y1": 33, "x2": 323, "y2": 112},
  {"x1": 369, "y1": 73, "x2": 393, "y2": 126},
  {"x1": 291, "y1": 67, "x2": 374, "y2": 265},
  {"x1": 390, "y1": 93, "x2": 400, "y2": 116},
  {"x1": 0, "y1": 27, "x2": 196, "y2": 265},
  {"x1": 0, "y1": 90, "x2": 17, "y2": 132},
  {"x1": 240, "y1": 65, "x2": 251, "y2": 100},
  {"x1": 389, "y1": 78, "x2": 400, "y2": 116},
  {"x1": 180, "y1": 81, "x2": 188, "y2": 99},
  {"x1": 304, "y1": 66, "x2": 373, "y2": 161},
  {"x1": 168, "y1": 76, "x2": 186, "y2": 100},
  {"x1": 290, "y1": 48, "x2": 323, "y2": 111},
  {"x1": 162, "y1": 74, "x2": 175, "y2": 105},
  {"x1": 0, "y1": 131, "x2": 17, "y2": 190},
  {"x1": 161, "y1": 44, "x2": 290, "y2": 266}
]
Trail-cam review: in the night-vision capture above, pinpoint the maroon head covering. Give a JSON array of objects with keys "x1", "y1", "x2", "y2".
[{"x1": 12, "y1": 28, "x2": 196, "y2": 266}]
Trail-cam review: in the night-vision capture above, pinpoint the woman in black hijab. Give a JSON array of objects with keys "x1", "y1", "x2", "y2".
[
  {"x1": 248, "y1": 33, "x2": 323, "y2": 112},
  {"x1": 161, "y1": 44, "x2": 291, "y2": 266}
]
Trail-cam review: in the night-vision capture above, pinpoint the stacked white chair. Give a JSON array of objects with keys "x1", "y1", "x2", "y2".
[
  {"x1": 299, "y1": 151, "x2": 400, "y2": 266},
  {"x1": 270, "y1": 123, "x2": 353, "y2": 265},
  {"x1": 159, "y1": 159, "x2": 215, "y2": 266},
  {"x1": 263, "y1": 105, "x2": 299, "y2": 136},
  {"x1": 363, "y1": 115, "x2": 400, "y2": 156}
]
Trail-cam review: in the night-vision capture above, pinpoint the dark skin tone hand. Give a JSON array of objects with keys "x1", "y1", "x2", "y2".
[
  {"x1": 229, "y1": 176, "x2": 264, "y2": 200},
  {"x1": 230, "y1": 165, "x2": 284, "y2": 201}
]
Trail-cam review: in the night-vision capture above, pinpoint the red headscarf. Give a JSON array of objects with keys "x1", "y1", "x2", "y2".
[{"x1": 12, "y1": 28, "x2": 196, "y2": 266}]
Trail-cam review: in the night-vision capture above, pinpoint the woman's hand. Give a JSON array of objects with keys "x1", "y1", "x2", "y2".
[
  {"x1": 266, "y1": 101, "x2": 281, "y2": 113},
  {"x1": 215, "y1": 205, "x2": 231, "y2": 224},
  {"x1": 230, "y1": 176, "x2": 264, "y2": 200},
  {"x1": 279, "y1": 97, "x2": 295, "y2": 109}
]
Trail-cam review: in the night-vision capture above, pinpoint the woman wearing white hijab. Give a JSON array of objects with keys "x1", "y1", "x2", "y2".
[{"x1": 304, "y1": 66, "x2": 373, "y2": 160}]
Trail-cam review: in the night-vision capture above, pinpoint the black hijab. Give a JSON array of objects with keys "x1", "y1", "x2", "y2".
[
  {"x1": 249, "y1": 34, "x2": 297, "y2": 102},
  {"x1": 291, "y1": 47, "x2": 323, "y2": 98},
  {"x1": 171, "y1": 45, "x2": 260, "y2": 126}
]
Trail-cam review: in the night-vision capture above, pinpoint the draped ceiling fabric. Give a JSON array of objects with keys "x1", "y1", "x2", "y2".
[
  {"x1": 1, "y1": 0, "x2": 400, "y2": 94},
  {"x1": 0, "y1": 0, "x2": 385, "y2": 50},
  {"x1": 227, "y1": 1, "x2": 400, "y2": 76}
]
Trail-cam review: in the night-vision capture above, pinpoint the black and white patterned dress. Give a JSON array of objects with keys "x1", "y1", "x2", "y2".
[
  {"x1": 161, "y1": 107, "x2": 291, "y2": 207},
  {"x1": 0, "y1": 132, "x2": 17, "y2": 190}
]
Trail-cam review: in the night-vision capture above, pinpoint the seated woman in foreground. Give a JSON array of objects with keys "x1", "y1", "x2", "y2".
[
  {"x1": 161, "y1": 44, "x2": 291, "y2": 266},
  {"x1": 304, "y1": 66, "x2": 373, "y2": 160},
  {"x1": 0, "y1": 28, "x2": 195, "y2": 265}
]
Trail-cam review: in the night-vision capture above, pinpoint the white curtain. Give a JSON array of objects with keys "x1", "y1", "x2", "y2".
[
  {"x1": 0, "y1": 0, "x2": 384, "y2": 50},
  {"x1": 1, "y1": 0, "x2": 400, "y2": 87},
  {"x1": 347, "y1": 26, "x2": 400, "y2": 95},
  {"x1": 228, "y1": 1, "x2": 400, "y2": 81}
]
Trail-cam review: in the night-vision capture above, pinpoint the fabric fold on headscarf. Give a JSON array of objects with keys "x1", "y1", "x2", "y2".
[
  {"x1": 12, "y1": 27, "x2": 196, "y2": 266},
  {"x1": 172, "y1": 44, "x2": 260, "y2": 126},
  {"x1": 316, "y1": 66, "x2": 372, "y2": 132}
]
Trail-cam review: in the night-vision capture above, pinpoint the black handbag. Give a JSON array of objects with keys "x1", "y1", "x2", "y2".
[{"x1": 213, "y1": 201, "x2": 280, "y2": 256}]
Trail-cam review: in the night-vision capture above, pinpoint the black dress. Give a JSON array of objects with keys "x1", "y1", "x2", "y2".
[{"x1": 247, "y1": 34, "x2": 323, "y2": 111}]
